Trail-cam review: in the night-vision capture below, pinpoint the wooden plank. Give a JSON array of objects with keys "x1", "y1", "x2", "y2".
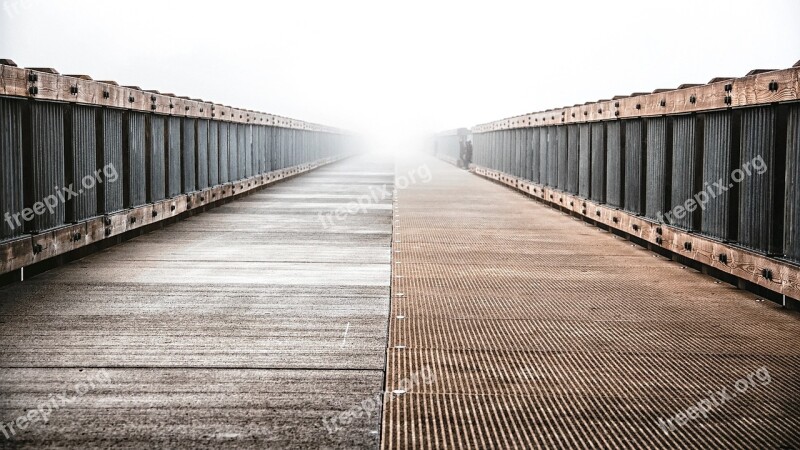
[
  {"x1": 0, "y1": 156, "x2": 348, "y2": 275},
  {"x1": 473, "y1": 66, "x2": 800, "y2": 133},
  {"x1": 0, "y1": 62, "x2": 346, "y2": 134}
]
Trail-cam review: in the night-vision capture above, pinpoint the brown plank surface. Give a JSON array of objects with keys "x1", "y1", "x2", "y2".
[
  {"x1": 0, "y1": 155, "x2": 393, "y2": 449},
  {"x1": 382, "y1": 155, "x2": 800, "y2": 449}
]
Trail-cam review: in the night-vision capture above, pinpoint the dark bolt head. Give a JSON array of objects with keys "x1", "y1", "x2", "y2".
[
  {"x1": 152, "y1": 211, "x2": 158, "y2": 217},
  {"x1": 614, "y1": 101, "x2": 620, "y2": 107},
  {"x1": 689, "y1": 95, "x2": 697, "y2": 104},
  {"x1": 656, "y1": 236, "x2": 663, "y2": 245},
  {"x1": 718, "y1": 253, "x2": 728, "y2": 264},
  {"x1": 130, "y1": 217, "x2": 137, "y2": 224},
  {"x1": 724, "y1": 83, "x2": 732, "y2": 92},
  {"x1": 660, "y1": 99, "x2": 666, "y2": 107},
  {"x1": 28, "y1": 73, "x2": 38, "y2": 82},
  {"x1": 635, "y1": 103, "x2": 641, "y2": 110},
  {"x1": 105, "y1": 228, "x2": 112, "y2": 236},
  {"x1": 104, "y1": 217, "x2": 112, "y2": 226},
  {"x1": 597, "y1": 109, "x2": 602, "y2": 114},
  {"x1": 151, "y1": 104, "x2": 157, "y2": 110},
  {"x1": 170, "y1": 205, "x2": 176, "y2": 211},
  {"x1": 185, "y1": 105, "x2": 190, "y2": 111},
  {"x1": 28, "y1": 86, "x2": 38, "y2": 95},
  {"x1": 150, "y1": 95, "x2": 156, "y2": 102},
  {"x1": 103, "y1": 90, "x2": 110, "y2": 98}
]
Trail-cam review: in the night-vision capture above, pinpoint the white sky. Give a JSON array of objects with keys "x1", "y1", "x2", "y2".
[{"x1": 1, "y1": 0, "x2": 798, "y2": 153}]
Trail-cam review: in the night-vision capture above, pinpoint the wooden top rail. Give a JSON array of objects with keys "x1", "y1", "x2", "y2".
[
  {"x1": 0, "y1": 59, "x2": 344, "y2": 134},
  {"x1": 473, "y1": 62, "x2": 800, "y2": 133}
]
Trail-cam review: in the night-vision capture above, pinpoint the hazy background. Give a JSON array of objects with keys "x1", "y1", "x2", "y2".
[{"x1": 1, "y1": 0, "x2": 798, "y2": 153}]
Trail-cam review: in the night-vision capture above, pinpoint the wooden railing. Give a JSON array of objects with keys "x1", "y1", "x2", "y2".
[
  {"x1": 469, "y1": 62, "x2": 800, "y2": 301},
  {"x1": 0, "y1": 60, "x2": 356, "y2": 276}
]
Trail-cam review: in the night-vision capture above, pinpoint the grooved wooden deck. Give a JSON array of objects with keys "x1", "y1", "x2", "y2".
[
  {"x1": 382, "y1": 154, "x2": 800, "y2": 449},
  {"x1": 0, "y1": 156, "x2": 393, "y2": 449}
]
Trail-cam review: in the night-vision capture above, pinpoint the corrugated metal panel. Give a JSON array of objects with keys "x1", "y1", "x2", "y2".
[
  {"x1": 624, "y1": 120, "x2": 646, "y2": 215},
  {"x1": 181, "y1": 118, "x2": 196, "y2": 193},
  {"x1": 511, "y1": 129, "x2": 520, "y2": 177},
  {"x1": 0, "y1": 98, "x2": 24, "y2": 240},
  {"x1": 98, "y1": 108, "x2": 124, "y2": 214},
  {"x1": 66, "y1": 105, "x2": 97, "y2": 223},
  {"x1": 605, "y1": 121, "x2": 623, "y2": 208},
  {"x1": 578, "y1": 124, "x2": 592, "y2": 198},
  {"x1": 566, "y1": 125, "x2": 579, "y2": 195},
  {"x1": 196, "y1": 119, "x2": 209, "y2": 189},
  {"x1": 738, "y1": 106, "x2": 780, "y2": 254},
  {"x1": 245, "y1": 124, "x2": 253, "y2": 178},
  {"x1": 786, "y1": 105, "x2": 800, "y2": 262},
  {"x1": 166, "y1": 116, "x2": 181, "y2": 198},
  {"x1": 25, "y1": 102, "x2": 66, "y2": 232},
  {"x1": 207, "y1": 120, "x2": 219, "y2": 186},
  {"x1": 645, "y1": 117, "x2": 671, "y2": 221},
  {"x1": 237, "y1": 124, "x2": 246, "y2": 179},
  {"x1": 124, "y1": 112, "x2": 146, "y2": 208},
  {"x1": 530, "y1": 128, "x2": 540, "y2": 183},
  {"x1": 218, "y1": 122, "x2": 229, "y2": 183},
  {"x1": 538, "y1": 126, "x2": 547, "y2": 184},
  {"x1": 590, "y1": 122, "x2": 606, "y2": 203},
  {"x1": 255, "y1": 125, "x2": 264, "y2": 174},
  {"x1": 547, "y1": 127, "x2": 558, "y2": 187},
  {"x1": 700, "y1": 111, "x2": 737, "y2": 241},
  {"x1": 271, "y1": 127, "x2": 280, "y2": 170},
  {"x1": 520, "y1": 129, "x2": 530, "y2": 181},
  {"x1": 229, "y1": 123, "x2": 239, "y2": 181},
  {"x1": 264, "y1": 126, "x2": 273, "y2": 173},
  {"x1": 557, "y1": 126, "x2": 568, "y2": 190},
  {"x1": 146, "y1": 115, "x2": 166, "y2": 202},
  {"x1": 669, "y1": 115, "x2": 702, "y2": 230}
]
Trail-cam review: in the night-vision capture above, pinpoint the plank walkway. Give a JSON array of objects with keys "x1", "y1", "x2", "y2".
[
  {"x1": 0, "y1": 155, "x2": 393, "y2": 449},
  {"x1": 1, "y1": 153, "x2": 800, "y2": 449},
  {"x1": 382, "y1": 154, "x2": 800, "y2": 449}
]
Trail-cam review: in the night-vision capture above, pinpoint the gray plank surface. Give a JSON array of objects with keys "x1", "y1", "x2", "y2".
[{"x1": 0, "y1": 155, "x2": 394, "y2": 449}]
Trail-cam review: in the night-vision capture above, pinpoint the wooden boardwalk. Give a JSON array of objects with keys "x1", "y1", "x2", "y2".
[
  {"x1": 0, "y1": 155, "x2": 393, "y2": 448},
  {"x1": 1, "y1": 153, "x2": 800, "y2": 449}
]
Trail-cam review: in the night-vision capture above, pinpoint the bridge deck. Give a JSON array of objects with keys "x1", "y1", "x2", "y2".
[
  {"x1": 383, "y1": 155, "x2": 800, "y2": 449},
  {"x1": 1, "y1": 154, "x2": 799, "y2": 449},
  {"x1": 0, "y1": 156, "x2": 393, "y2": 448}
]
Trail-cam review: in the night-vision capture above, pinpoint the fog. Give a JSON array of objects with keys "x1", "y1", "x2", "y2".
[{"x1": 1, "y1": 0, "x2": 798, "y2": 154}]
